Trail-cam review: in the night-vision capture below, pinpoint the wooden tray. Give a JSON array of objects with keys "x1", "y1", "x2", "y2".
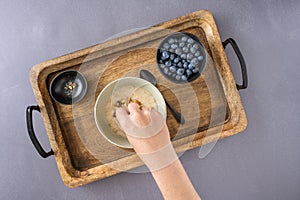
[{"x1": 28, "y1": 10, "x2": 247, "y2": 187}]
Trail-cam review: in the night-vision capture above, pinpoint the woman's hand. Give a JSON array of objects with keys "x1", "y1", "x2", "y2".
[
  {"x1": 116, "y1": 102, "x2": 171, "y2": 154},
  {"x1": 115, "y1": 102, "x2": 201, "y2": 200}
]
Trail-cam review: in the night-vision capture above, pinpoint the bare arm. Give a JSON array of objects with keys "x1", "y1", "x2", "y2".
[
  {"x1": 152, "y1": 159, "x2": 201, "y2": 200},
  {"x1": 116, "y1": 103, "x2": 201, "y2": 200}
]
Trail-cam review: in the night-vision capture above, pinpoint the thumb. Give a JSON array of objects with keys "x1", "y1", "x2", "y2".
[{"x1": 115, "y1": 107, "x2": 129, "y2": 129}]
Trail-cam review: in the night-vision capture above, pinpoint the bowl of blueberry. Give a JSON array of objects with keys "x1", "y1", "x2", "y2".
[{"x1": 156, "y1": 32, "x2": 207, "y2": 83}]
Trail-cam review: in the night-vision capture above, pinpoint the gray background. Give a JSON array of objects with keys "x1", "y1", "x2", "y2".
[{"x1": 0, "y1": 0, "x2": 299, "y2": 199}]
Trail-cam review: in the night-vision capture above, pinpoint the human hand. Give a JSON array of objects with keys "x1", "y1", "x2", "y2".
[
  {"x1": 116, "y1": 103, "x2": 178, "y2": 171},
  {"x1": 116, "y1": 102, "x2": 170, "y2": 153},
  {"x1": 116, "y1": 103, "x2": 201, "y2": 200}
]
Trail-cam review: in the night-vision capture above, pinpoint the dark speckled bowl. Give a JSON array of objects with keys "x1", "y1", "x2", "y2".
[{"x1": 49, "y1": 70, "x2": 87, "y2": 105}]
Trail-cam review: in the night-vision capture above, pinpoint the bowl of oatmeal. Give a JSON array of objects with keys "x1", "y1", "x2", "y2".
[{"x1": 94, "y1": 77, "x2": 166, "y2": 149}]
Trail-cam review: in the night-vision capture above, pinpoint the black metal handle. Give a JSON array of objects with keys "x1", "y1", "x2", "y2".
[
  {"x1": 222, "y1": 38, "x2": 248, "y2": 90},
  {"x1": 165, "y1": 100, "x2": 185, "y2": 124},
  {"x1": 26, "y1": 105, "x2": 54, "y2": 158}
]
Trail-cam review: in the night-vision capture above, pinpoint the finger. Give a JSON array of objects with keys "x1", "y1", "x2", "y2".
[
  {"x1": 129, "y1": 110, "x2": 149, "y2": 127},
  {"x1": 129, "y1": 105, "x2": 151, "y2": 127},
  {"x1": 115, "y1": 107, "x2": 129, "y2": 127},
  {"x1": 128, "y1": 102, "x2": 141, "y2": 114},
  {"x1": 141, "y1": 106, "x2": 151, "y2": 115}
]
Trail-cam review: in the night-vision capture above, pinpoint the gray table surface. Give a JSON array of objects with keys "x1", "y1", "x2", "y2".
[{"x1": 1, "y1": 0, "x2": 299, "y2": 199}]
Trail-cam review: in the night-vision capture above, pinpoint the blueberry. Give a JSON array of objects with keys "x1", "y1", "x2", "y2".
[
  {"x1": 164, "y1": 67, "x2": 169, "y2": 74},
  {"x1": 165, "y1": 61, "x2": 171, "y2": 67},
  {"x1": 169, "y1": 48, "x2": 175, "y2": 53},
  {"x1": 171, "y1": 44, "x2": 178, "y2": 49},
  {"x1": 177, "y1": 68, "x2": 184, "y2": 75},
  {"x1": 160, "y1": 64, "x2": 165, "y2": 69},
  {"x1": 186, "y1": 69, "x2": 192, "y2": 76},
  {"x1": 190, "y1": 47, "x2": 196, "y2": 54},
  {"x1": 175, "y1": 48, "x2": 182, "y2": 55},
  {"x1": 183, "y1": 62, "x2": 188, "y2": 68},
  {"x1": 193, "y1": 44, "x2": 199, "y2": 49},
  {"x1": 195, "y1": 51, "x2": 200, "y2": 57},
  {"x1": 192, "y1": 68, "x2": 199, "y2": 73},
  {"x1": 182, "y1": 47, "x2": 189, "y2": 53},
  {"x1": 168, "y1": 38, "x2": 175, "y2": 44},
  {"x1": 180, "y1": 53, "x2": 187, "y2": 59},
  {"x1": 187, "y1": 38, "x2": 194, "y2": 44},
  {"x1": 170, "y1": 54, "x2": 175, "y2": 60},
  {"x1": 170, "y1": 66, "x2": 176, "y2": 72},
  {"x1": 191, "y1": 58, "x2": 199, "y2": 66},
  {"x1": 161, "y1": 51, "x2": 169, "y2": 60},
  {"x1": 187, "y1": 43, "x2": 192, "y2": 48},
  {"x1": 198, "y1": 56, "x2": 204, "y2": 60},
  {"x1": 182, "y1": 75, "x2": 187, "y2": 81},
  {"x1": 177, "y1": 62, "x2": 182, "y2": 68},
  {"x1": 174, "y1": 57, "x2": 180, "y2": 63},
  {"x1": 182, "y1": 59, "x2": 187, "y2": 63},
  {"x1": 174, "y1": 38, "x2": 178, "y2": 43},
  {"x1": 163, "y1": 43, "x2": 170, "y2": 49},
  {"x1": 176, "y1": 75, "x2": 181, "y2": 80},
  {"x1": 162, "y1": 50, "x2": 169, "y2": 56},
  {"x1": 172, "y1": 73, "x2": 176, "y2": 77},
  {"x1": 187, "y1": 53, "x2": 194, "y2": 60},
  {"x1": 179, "y1": 42, "x2": 185, "y2": 47},
  {"x1": 181, "y1": 36, "x2": 188, "y2": 42},
  {"x1": 188, "y1": 63, "x2": 194, "y2": 69},
  {"x1": 168, "y1": 72, "x2": 172, "y2": 76}
]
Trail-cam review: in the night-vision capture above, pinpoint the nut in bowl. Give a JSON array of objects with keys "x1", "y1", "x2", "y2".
[{"x1": 94, "y1": 77, "x2": 166, "y2": 149}]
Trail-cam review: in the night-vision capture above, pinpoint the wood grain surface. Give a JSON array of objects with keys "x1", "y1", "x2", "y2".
[{"x1": 30, "y1": 10, "x2": 247, "y2": 187}]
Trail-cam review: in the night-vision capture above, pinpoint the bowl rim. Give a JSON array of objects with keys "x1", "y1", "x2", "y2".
[{"x1": 94, "y1": 76, "x2": 166, "y2": 149}]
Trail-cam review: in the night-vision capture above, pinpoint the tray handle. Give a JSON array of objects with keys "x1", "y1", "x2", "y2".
[
  {"x1": 26, "y1": 105, "x2": 54, "y2": 158},
  {"x1": 222, "y1": 38, "x2": 248, "y2": 90}
]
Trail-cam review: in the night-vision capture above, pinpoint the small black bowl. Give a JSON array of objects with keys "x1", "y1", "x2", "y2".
[
  {"x1": 156, "y1": 32, "x2": 207, "y2": 84},
  {"x1": 49, "y1": 70, "x2": 87, "y2": 105}
]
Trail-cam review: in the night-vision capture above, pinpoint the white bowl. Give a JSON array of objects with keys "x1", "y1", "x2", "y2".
[{"x1": 94, "y1": 77, "x2": 166, "y2": 149}]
